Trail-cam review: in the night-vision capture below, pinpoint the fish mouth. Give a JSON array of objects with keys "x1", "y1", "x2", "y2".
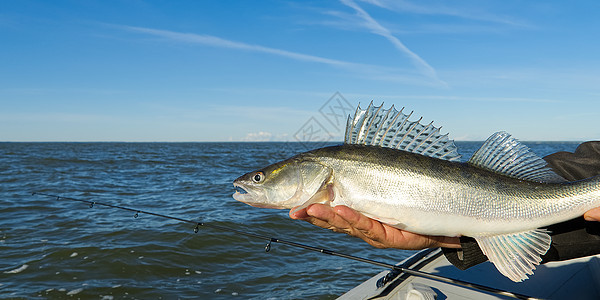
[
  {"x1": 232, "y1": 182, "x2": 281, "y2": 209},
  {"x1": 232, "y1": 182, "x2": 252, "y2": 202}
]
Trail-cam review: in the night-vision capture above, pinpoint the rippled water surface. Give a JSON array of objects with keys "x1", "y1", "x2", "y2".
[{"x1": 0, "y1": 141, "x2": 581, "y2": 299}]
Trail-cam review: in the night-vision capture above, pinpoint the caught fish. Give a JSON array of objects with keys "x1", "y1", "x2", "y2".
[{"x1": 233, "y1": 102, "x2": 600, "y2": 282}]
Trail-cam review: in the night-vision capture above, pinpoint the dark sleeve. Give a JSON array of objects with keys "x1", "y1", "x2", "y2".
[
  {"x1": 443, "y1": 141, "x2": 600, "y2": 270},
  {"x1": 544, "y1": 141, "x2": 600, "y2": 181},
  {"x1": 442, "y1": 236, "x2": 487, "y2": 270}
]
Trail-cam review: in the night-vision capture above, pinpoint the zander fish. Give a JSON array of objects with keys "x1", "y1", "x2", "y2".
[{"x1": 233, "y1": 102, "x2": 600, "y2": 282}]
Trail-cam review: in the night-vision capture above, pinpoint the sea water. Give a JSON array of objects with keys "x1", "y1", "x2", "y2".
[{"x1": 0, "y1": 141, "x2": 581, "y2": 299}]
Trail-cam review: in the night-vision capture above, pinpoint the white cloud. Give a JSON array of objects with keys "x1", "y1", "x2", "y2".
[
  {"x1": 242, "y1": 131, "x2": 272, "y2": 142},
  {"x1": 241, "y1": 131, "x2": 290, "y2": 142}
]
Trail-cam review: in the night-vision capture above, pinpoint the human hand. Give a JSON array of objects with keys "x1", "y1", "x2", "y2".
[
  {"x1": 289, "y1": 204, "x2": 461, "y2": 250},
  {"x1": 584, "y1": 207, "x2": 600, "y2": 221}
]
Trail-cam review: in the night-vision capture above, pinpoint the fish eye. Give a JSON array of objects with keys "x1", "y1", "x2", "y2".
[{"x1": 252, "y1": 171, "x2": 265, "y2": 183}]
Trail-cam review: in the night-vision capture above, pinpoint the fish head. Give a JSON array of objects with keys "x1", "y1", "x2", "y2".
[{"x1": 233, "y1": 156, "x2": 332, "y2": 209}]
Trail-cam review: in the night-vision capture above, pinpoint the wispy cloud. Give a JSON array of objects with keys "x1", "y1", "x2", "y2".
[
  {"x1": 113, "y1": 24, "x2": 443, "y2": 86},
  {"x1": 339, "y1": 0, "x2": 443, "y2": 84},
  {"x1": 341, "y1": 92, "x2": 563, "y2": 104},
  {"x1": 359, "y1": 0, "x2": 530, "y2": 28},
  {"x1": 118, "y1": 25, "x2": 351, "y2": 67}
]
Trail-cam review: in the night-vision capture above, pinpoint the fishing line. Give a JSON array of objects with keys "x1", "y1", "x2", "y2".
[{"x1": 31, "y1": 192, "x2": 537, "y2": 300}]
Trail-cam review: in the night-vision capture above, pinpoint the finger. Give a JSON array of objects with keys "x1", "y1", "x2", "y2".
[
  {"x1": 290, "y1": 204, "x2": 337, "y2": 220},
  {"x1": 334, "y1": 206, "x2": 383, "y2": 238},
  {"x1": 302, "y1": 216, "x2": 342, "y2": 231},
  {"x1": 289, "y1": 204, "x2": 353, "y2": 233},
  {"x1": 289, "y1": 206, "x2": 309, "y2": 219},
  {"x1": 332, "y1": 206, "x2": 395, "y2": 248},
  {"x1": 432, "y1": 236, "x2": 461, "y2": 248},
  {"x1": 584, "y1": 207, "x2": 600, "y2": 221},
  {"x1": 306, "y1": 204, "x2": 356, "y2": 234},
  {"x1": 305, "y1": 204, "x2": 338, "y2": 221},
  {"x1": 305, "y1": 204, "x2": 354, "y2": 229}
]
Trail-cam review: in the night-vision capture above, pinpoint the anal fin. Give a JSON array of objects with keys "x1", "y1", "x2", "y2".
[{"x1": 474, "y1": 229, "x2": 551, "y2": 282}]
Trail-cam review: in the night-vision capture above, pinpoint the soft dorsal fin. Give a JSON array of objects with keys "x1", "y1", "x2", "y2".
[
  {"x1": 468, "y1": 131, "x2": 566, "y2": 183},
  {"x1": 344, "y1": 102, "x2": 461, "y2": 161}
]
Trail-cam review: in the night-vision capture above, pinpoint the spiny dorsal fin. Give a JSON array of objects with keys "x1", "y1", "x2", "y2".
[
  {"x1": 344, "y1": 102, "x2": 461, "y2": 161},
  {"x1": 468, "y1": 132, "x2": 566, "y2": 183}
]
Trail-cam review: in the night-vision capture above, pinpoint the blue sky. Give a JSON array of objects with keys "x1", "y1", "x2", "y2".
[{"x1": 1, "y1": 0, "x2": 599, "y2": 142}]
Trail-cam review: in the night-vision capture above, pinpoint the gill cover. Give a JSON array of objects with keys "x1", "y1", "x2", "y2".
[
  {"x1": 288, "y1": 160, "x2": 334, "y2": 212},
  {"x1": 256, "y1": 159, "x2": 333, "y2": 209}
]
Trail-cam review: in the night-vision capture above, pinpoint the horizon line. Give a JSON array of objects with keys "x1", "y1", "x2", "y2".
[{"x1": 0, "y1": 139, "x2": 586, "y2": 143}]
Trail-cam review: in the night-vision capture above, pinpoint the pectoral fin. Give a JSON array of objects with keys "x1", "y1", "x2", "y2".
[
  {"x1": 474, "y1": 229, "x2": 551, "y2": 282},
  {"x1": 290, "y1": 182, "x2": 335, "y2": 214}
]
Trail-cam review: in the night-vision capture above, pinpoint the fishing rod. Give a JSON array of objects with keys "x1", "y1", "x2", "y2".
[{"x1": 32, "y1": 192, "x2": 538, "y2": 300}]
